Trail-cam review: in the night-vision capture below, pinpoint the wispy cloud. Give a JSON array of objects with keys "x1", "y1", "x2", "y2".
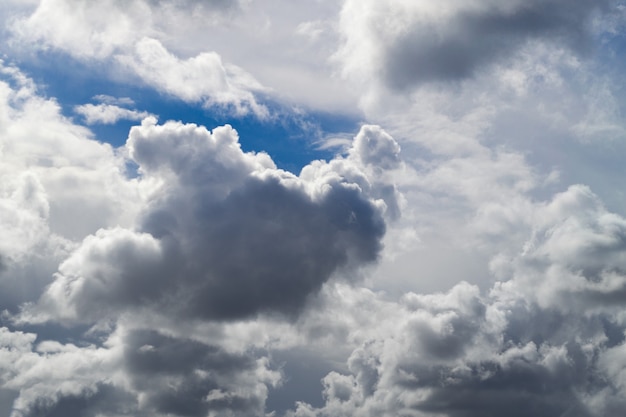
[{"x1": 74, "y1": 103, "x2": 154, "y2": 124}]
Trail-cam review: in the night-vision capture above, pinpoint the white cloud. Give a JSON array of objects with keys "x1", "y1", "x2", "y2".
[
  {"x1": 74, "y1": 103, "x2": 154, "y2": 125},
  {"x1": 4, "y1": 0, "x2": 360, "y2": 115},
  {"x1": 3, "y1": 2, "x2": 626, "y2": 417},
  {"x1": 8, "y1": 1, "x2": 269, "y2": 116},
  {"x1": 117, "y1": 37, "x2": 268, "y2": 116},
  {"x1": 92, "y1": 94, "x2": 135, "y2": 106}
]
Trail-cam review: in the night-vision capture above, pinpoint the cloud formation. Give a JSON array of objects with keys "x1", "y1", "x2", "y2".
[
  {"x1": 337, "y1": 0, "x2": 613, "y2": 90},
  {"x1": 2, "y1": 1, "x2": 626, "y2": 416},
  {"x1": 117, "y1": 38, "x2": 268, "y2": 116},
  {"x1": 285, "y1": 184, "x2": 626, "y2": 417},
  {"x1": 0, "y1": 62, "x2": 402, "y2": 416},
  {"x1": 8, "y1": 0, "x2": 268, "y2": 115},
  {"x1": 29, "y1": 117, "x2": 392, "y2": 324},
  {"x1": 74, "y1": 103, "x2": 154, "y2": 125}
]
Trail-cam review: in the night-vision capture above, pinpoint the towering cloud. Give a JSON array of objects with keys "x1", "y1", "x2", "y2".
[{"x1": 31, "y1": 118, "x2": 393, "y2": 324}]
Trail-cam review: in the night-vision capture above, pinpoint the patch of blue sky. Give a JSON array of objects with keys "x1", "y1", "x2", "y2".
[{"x1": 12, "y1": 51, "x2": 361, "y2": 174}]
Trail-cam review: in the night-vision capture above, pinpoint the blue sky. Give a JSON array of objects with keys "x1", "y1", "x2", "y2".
[
  {"x1": 10, "y1": 47, "x2": 357, "y2": 173},
  {"x1": 3, "y1": 1, "x2": 626, "y2": 417}
]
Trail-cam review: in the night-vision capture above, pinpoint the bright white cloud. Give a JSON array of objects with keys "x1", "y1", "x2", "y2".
[
  {"x1": 74, "y1": 103, "x2": 154, "y2": 124},
  {"x1": 8, "y1": 1, "x2": 269, "y2": 116},
  {"x1": 117, "y1": 37, "x2": 268, "y2": 116}
]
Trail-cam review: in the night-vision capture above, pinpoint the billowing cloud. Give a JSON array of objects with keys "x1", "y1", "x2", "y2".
[
  {"x1": 286, "y1": 185, "x2": 626, "y2": 417},
  {"x1": 0, "y1": 61, "x2": 140, "y2": 312},
  {"x1": 3, "y1": 1, "x2": 626, "y2": 417},
  {"x1": 0, "y1": 62, "x2": 402, "y2": 415},
  {"x1": 30, "y1": 117, "x2": 394, "y2": 324},
  {"x1": 0, "y1": 324, "x2": 281, "y2": 417}
]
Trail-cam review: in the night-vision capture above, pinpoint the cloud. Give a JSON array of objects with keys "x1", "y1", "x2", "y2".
[
  {"x1": 29, "y1": 119, "x2": 396, "y2": 324},
  {"x1": 92, "y1": 94, "x2": 135, "y2": 106},
  {"x1": 3, "y1": 0, "x2": 362, "y2": 115},
  {"x1": 286, "y1": 184, "x2": 626, "y2": 417},
  {"x1": 337, "y1": 0, "x2": 614, "y2": 90},
  {"x1": 3, "y1": 2, "x2": 626, "y2": 417},
  {"x1": 9, "y1": 1, "x2": 269, "y2": 116},
  {"x1": 74, "y1": 103, "x2": 154, "y2": 125},
  {"x1": 0, "y1": 62, "x2": 402, "y2": 415},
  {"x1": 492, "y1": 184, "x2": 626, "y2": 314},
  {"x1": 0, "y1": 325, "x2": 280, "y2": 417},
  {"x1": 0, "y1": 61, "x2": 141, "y2": 312},
  {"x1": 117, "y1": 37, "x2": 268, "y2": 116},
  {"x1": 120, "y1": 328, "x2": 278, "y2": 417}
]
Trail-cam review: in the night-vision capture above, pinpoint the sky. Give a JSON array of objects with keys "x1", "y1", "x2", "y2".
[{"x1": 2, "y1": 1, "x2": 626, "y2": 416}]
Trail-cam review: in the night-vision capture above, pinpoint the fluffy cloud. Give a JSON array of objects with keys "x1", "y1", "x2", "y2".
[
  {"x1": 30, "y1": 117, "x2": 394, "y2": 324},
  {"x1": 0, "y1": 62, "x2": 401, "y2": 415},
  {"x1": 0, "y1": 325, "x2": 280, "y2": 417},
  {"x1": 117, "y1": 37, "x2": 268, "y2": 116},
  {"x1": 8, "y1": 0, "x2": 268, "y2": 116},
  {"x1": 0, "y1": 61, "x2": 140, "y2": 312},
  {"x1": 3, "y1": 1, "x2": 626, "y2": 416},
  {"x1": 492, "y1": 184, "x2": 626, "y2": 315},
  {"x1": 286, "y1": 184, "x2": 626, "y2": 417}
]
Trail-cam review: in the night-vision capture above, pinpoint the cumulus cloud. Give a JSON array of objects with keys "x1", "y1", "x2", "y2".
[
  {"x1": 0, "y1": 60, "x2": 404, "y2": 415},
  {"x1": 8, "y1": 1, "x2": 269, "y2": 116},
  {"x1": 3, "y1": 2, "x2": 626, "y2": 417},
  {"x1": 492, "y1": 184, "x2": 626, "y2": 314},
  {"x1": 0, "y1": 61, "x2": 140, "y2": 312},
  {"x1": 30, "y1": 118, "x2": 396, "y2": 324},
  {"x1": 0, "y1": 325, "x2": 280, "y2": 417},
  {"x1": 286, "y1": 184, "x2": 626, "y2": 417},
  {"x1": 0, "y1": 65, "x2": 399, "y2": 416}
]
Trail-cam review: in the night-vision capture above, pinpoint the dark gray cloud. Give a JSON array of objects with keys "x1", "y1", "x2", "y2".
[
  {"x1": 379, "y1": 0, "x2": 612, "y2": 88},
  {"x1": 167, "y1": 175, "x2": 384, "y2": 320},
  {"x1": 32, "y1": 121, "x2": 393, "y2": 324},
  {"x1": 121, "y1": 329, "x2": 270, "y2": 417},
  {"x1": 25, "y1": 384, "x2": 136, "y2": 417},
  {"x1": 0, "y1": 325, "x2": 278, "y2": 417}
]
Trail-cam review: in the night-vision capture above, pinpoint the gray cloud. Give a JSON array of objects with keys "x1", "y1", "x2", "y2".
[
  {"x1": 25, "y1": 384, "x2": 136, "y2": 417},
  {"x1": 31, "y1": 121, "x2": 395, "y2": 324},
  {"x1": 340, "y1": 0, "x2": 614, "y2": 90},
  {"x1": 121, "y1": 329, "x2": 271, "y2": 417},
  {"x1": 0, "y1": 324, "x2": 279, "y2": 417},
  {"x1": 287, "y1": 185, "x2": 626, "y2": 417}
]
